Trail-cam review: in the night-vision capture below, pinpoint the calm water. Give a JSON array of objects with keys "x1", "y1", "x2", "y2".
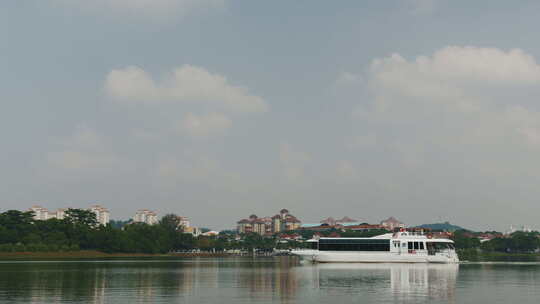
[{"x1": 0, "y1": 258, "x2": 539, "y2": 303}]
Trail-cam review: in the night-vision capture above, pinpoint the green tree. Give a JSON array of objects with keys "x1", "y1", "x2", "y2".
[
  {"x1": 452, "y1": 230, "x2": 480, "y2": 249},
  {"x1": 64, "y1": 209, "x2": 98, "y2": 227}
]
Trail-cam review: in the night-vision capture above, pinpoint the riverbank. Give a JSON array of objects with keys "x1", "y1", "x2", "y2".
[
  {"x1": 5, "y1": 250, "x2": 538, "y2": 262},
  {"x1": 458, "y1": 249, "x2": 540, "y2": 262},
  {"x1": 0, "y1": 251, "x2": 232, "y2": 260}
]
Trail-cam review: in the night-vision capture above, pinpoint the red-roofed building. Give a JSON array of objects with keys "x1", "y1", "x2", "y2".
[
  {"x1": 380, "y1": 217, "x2": 405, "y2": 231},
  {"x1": 253, "y1": 219, "x2": 266, "y2": 235},
  {"x1": 346, "y1": 224, "x2": 385, "y2": 231},
  {"x1": 237, "y1": 209, "x2": 302, "y2": 235},
  {"x1": 237, "y1": 219, "x2": 252, "y2": 234}
]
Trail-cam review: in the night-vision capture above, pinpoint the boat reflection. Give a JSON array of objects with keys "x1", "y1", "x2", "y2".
[
  {"x1": 303, "y1": 263, "x2": 458, "y2": 302},
  {"x1": 0, "y1": 259, "x2": 458, "y2": 303}
]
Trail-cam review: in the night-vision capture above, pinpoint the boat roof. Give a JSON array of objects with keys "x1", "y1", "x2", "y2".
[{"x1": 316, "y1": 233, "x2": 454, "y2": 243}]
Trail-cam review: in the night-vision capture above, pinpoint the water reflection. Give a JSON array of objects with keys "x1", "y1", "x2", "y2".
[
  {"x1": 301, "y1": 263, "x2": 458, "y2": 302},
  {"x1": 0, "y1": 259, "x2": 459, "y2": 303}
]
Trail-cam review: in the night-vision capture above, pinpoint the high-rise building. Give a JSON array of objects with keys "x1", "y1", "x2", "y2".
[
  {"x1": 133, "y1": 209, "x2": 159, "y2": 225},
  {"x1": 29, "y1": 206, "x2": 49, "y2": 220},
  {"x1": 89, "y1": 205, "x2": 110, "y2": 226},
  {"x1": 48, "y1": 208, "x2": 67, "y2": 220},
  {"x1": 178, "y1": 216, "x2": 190, "y2": 228},
  {"x1": 236, "y1": 209, "x2": 302, "y2": 235},
  {"x1": 29, "y1": 205, "x2": 109, "y2": 225}
]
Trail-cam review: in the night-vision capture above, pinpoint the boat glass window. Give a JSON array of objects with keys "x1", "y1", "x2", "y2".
[
  {"x1": 427, "y1": 242, "x2": 455, "y2": 252},
  {"x1": 420, "y1": 242, "x2": 425, "y2": 250},
  {"x1": 318, "y1": 239, "x2": 390, "y2": 252}
]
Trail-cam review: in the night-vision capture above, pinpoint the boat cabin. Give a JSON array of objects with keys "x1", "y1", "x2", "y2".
[{"x1": 307, "y1": 233, "x2": 455, "y2": 256}]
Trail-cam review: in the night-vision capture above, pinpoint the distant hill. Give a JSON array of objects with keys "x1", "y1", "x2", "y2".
[{"x1": 415, "y1": 222, "x2": 466, "y2": 232}]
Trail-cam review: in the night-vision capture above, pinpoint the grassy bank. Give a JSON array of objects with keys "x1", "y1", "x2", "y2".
[
  {"x1": 458, "y1": 249, "x2": 540, "y2": 262},
  {"x1": 0, "y1": 251, "x2": 231, "y2": 260}
]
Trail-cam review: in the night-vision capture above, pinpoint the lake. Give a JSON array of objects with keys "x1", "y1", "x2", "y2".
[{"x1": 0, "y1": 257, "x2": 539, "y2": 303}]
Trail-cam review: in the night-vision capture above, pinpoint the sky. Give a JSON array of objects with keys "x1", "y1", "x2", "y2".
[{"x1": 2, "y1": 0, "x2": 540, "y2": 231}]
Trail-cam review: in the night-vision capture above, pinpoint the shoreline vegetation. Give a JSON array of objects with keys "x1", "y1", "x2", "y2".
[
  {"x1": 457, "y1": 249, "x2": 540, "y2": 262},
  {"x1": 0, "y1": 250, "x2": 233, "y2": 260},
  {"x1": 1, "y1": 251, "x2": 540, "y2": 262},
  {"x1": 3, "y1": 209, "x2": 540, "y2": 262}
]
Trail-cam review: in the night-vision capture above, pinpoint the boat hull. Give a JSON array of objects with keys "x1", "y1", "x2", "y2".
[{"x1": 293, "y1": 251, "x2": 458, "y2": 264}]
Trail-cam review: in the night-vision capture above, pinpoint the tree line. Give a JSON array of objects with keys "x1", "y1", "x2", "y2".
[
  {"x1": 0, "y1": 209, "x2": 290, "y2": 254},
  {"x1": 0, "y1": 209, "x2": 200, "y2": 254},
  {"x1": 452, "y1": 230, "x2": 540, "y2": 253}
]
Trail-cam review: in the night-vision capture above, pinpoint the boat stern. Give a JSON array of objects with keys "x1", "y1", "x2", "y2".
[{"x1": 290, "y1": 249, "x2": 318, "y2": 263}]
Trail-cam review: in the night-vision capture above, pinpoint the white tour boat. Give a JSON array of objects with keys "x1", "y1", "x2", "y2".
[{"x1": 291, "y1": 231, "x2": 459, "y2": 263}]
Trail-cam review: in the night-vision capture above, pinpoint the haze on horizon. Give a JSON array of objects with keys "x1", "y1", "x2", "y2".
[{"x1": 2, "y1": 0, "x2": 540, "y2": 231}]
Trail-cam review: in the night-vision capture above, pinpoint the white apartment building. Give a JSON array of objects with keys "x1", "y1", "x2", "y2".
[
  {"x1": 133, "y1": 209, "x2": 159, "y2": 225},
  {"x1": 89, "y1": 205, "x2": 110, "y2": 226},
  {"x1": 29, "y1": 206, "x2": 66, "y2": 220},
  {"x1": 29, "y1": 206, "x2": 49, "y2": 220},
  {"x1": 29, "y1": 205, "x2": 108, "y2": 225},
  {"x1": 178, "y1": 216, "x2": 190, "y2": 228},
  {"x1": 54, "y1": 208, "x2": 67, "y2": 220},
  {"x1": 47, "y1": 208, "x2": 67, "y2": 220}
]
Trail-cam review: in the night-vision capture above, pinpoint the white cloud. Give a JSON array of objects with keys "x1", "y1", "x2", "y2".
[
  {"x1": 279, "y1": 143, "x2": 311, "y2": 183},
  {"x1": 351, "y1": 46, "x2": 540, "y2": 167},
  {"x1": 336, "y1": 160, "x2": 357, "y2": 179},
  {"x1": 52, "y1": 0, "x2": 225, "y2": 20},
  {"x1": 371, "y1": 47, "x2": 540, "y2": 90},
  {"x1": 335, "y1": 71, "x2": 363, "y2": 87},
  {"x1": 345, "y1": 133, "x2": 378, "y2": 150},
  {"x1": 106, "y1": 65, "x2": 268, "y2": 113},
  {"x1": 406, "y1": 0, "x2": 438, "y2": 14},
  {"x1": 153, "y1": 154, "x2": 244, "y2": 190},
  {"x1": 156, "y1": 155, "x2": 218, "y2": 182},
  {"x1": 279, "y1": 142, "x2": 311, "y2": 165},
  {"x1": 178, "y1": 112, "x2": 232, "y2": 137},
  {"x1": 48, "y1": 126, "x2": 119, "y2": 170}
]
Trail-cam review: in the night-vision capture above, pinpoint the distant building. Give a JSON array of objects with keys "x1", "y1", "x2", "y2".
[
  {"x1": 29, "y1": 205, "x2": 109, "y2": 225},
  {"x1": 202, "y1": 231, "x2": 219, "y2": 237},
  {"x1": 337, "y1": 216, "x2": 357, "y2": 224},
  {"x1": 173, "y1": 216, "x2": 202, "y2": 236},
  {"x1": 133, "y1": 209, "x2": 158, "y2": 225},
  {"x1": 278, "y1": 233, "x2": 302, "y2": 241},
  {"x1": 380, "y1": 216, "x2": 405, "y2": 231},
  {"x1": 55, "y1": 208, "x2": 67, "y2": 220},
  {"x1": 89, "y1": 205, "x2": 110, "y2": 226},
  {"x1": 283, "y1": 216, "x2": 302, "y2": 231},
  {"x1": 253, "y1": 219, "x2": 266, "y2": 235},
  {"x1": 236, "y1": 209, "x2": 302, "y2": 235},
  {"x1": 47, "y1": 208, "x2": 67, "y2": 220},
  {"x1": 237, "y1": 219, "x2": 253, "y2": 234},
  {"x1": 29, "y1": 206, "x2": 49, "y2": 220},
  {"x1": 184, "y1": 226, "x2": 201, "y2": 236},
  {"x1": 299, "y1": 223, "x2": 334, "y2": 231},
  {"x1": 178, "y1": 216, "x2": 190, "y2": 228},
  {"x1": 344, "y1": 224, "x2": 385, "y2": 231},
  {"x1": 301, "y1": 222, "x2": 385, "y2": 232},
  {"x1": 478, "y1": 232, "x2": 501, "y2": 243},
  {"x1": 320, "y1": 216, "x2": 359, "y2": 226},
  {"x1": 320, "y1": 217, "x2": 336, "y2": 226},
  {"x1": 507, "y1": 225, "x2": 533, "y2": 235},
  {"x1": 29, "y1": 206, "x2": 66, "y2": 220}
]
